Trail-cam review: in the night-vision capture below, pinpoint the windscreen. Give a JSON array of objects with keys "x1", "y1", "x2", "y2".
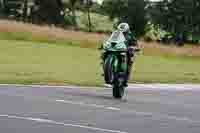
[{"x1": 108, "y1": 31, "x2": 126, "y2": 43}]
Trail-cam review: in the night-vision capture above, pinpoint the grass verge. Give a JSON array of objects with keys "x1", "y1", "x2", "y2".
[
  {"x1": 0, "y1": 20, "x2": 200, "y2": 85},
  {"x1": 0, "y1": 39, "x2": 199, "y2": 86}
]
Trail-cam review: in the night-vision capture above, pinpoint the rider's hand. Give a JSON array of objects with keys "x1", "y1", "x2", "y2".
[
  {"x1": 98, "y1": 44, "x2": 103, "y2": 50},
  {"x1": 132, "y1": 42, "x2": 141, "y2": 52},
  {"x1": 128, "y1": 46, "x2": 135, "y2": 57}
]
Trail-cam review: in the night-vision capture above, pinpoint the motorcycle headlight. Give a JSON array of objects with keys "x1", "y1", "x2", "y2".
[{"x1": 115, "y1": 42, "x2": 127, "y2": 51}]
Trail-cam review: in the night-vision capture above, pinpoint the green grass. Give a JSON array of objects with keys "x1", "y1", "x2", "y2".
[
  {"x1": 0, "y1": 40, "x2": 103, "y2": 86},
  {"x1": 133, "y1": 55, "x2": 200, "y2": 83},
  {"x1": 0, "y1": 39, "x2": 200, "y2": 86}
]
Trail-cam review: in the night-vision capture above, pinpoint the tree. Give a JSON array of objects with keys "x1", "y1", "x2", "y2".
[
  {"x1": 0, "y1": 0, "x2": 28, "y2": 20},
  {"x1": 102, "y1": 0, "x2": 147, "y2": 36},
  {"x1": 102, "y1": 0, "x2": 127, "y2": 20},
  {"x1": 122, "y1": 0, "x2": 147, "y2": 36},
  {"x1": 22, "y1": 0, "x2": 28, "y2": 21},
  {"x1": 32, "y1": 0, "x2": 65, "y2": 25},
  {"x1": 68, "y1": 0, "x2": 79, "y2": 25},
  {"x1": 83, "y1": 0, "x2": 93, "y2": 32},
  {"x1": 0, "y1": 0, "x2": 3, "y2": 9},
  {"x1": 148, "y1": 0, "x2": 200, "y2": 42},
  {"x1": 0, "y1": 0, "x2": 4, "y2": 15}
]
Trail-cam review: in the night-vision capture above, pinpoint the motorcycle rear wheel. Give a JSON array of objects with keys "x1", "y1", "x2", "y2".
[{"x1": 113, "y1": 75, "x2": 125, "y2": 99}]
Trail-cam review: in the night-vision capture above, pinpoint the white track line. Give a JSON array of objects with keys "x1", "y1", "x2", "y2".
[
  {"x1": 0, "y1": 114, "x2": 127, "y2": 133},
  {"x1": 55, "y1": 99, "x2": 121, "y2": 111},
  {"x1": 0, "y1": 84, "x2": 102, "y2": 90},
  {"x1": 55, "y1": 99, "x2": 200, "y2": 124},
  {"x1": 128, "y1": 84, "x2": 200, "y2": 91},
  {"x1": 0, "y1": 84, "x2": 200, "y2": 91}
]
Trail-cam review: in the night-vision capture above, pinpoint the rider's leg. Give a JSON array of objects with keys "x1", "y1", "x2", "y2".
[
  {"x1": 124, "y1": 52, "x2": 132, "y2": 87},
  {"x1": 127, "y1": 56, "x2": 133, "y2": 79},
  {"x1": 124, "y1": 46, "x2": 135, "y2": 87}
]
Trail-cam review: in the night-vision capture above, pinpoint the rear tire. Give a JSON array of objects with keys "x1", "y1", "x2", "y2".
[
  {"x1": 113, "y1": 75, "x2": 125, "y2": 99},
  {"x1": 113, "y1": 85, "x2": 124, "y2": 99}
]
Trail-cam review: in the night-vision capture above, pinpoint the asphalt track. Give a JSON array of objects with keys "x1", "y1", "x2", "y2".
[{"x1": 0, "y1": 84, "x2": 200, "y2": 133}]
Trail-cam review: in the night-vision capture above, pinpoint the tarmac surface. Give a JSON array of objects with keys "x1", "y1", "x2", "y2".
[{"x1": 0, "y1": 84, "x2": 200, "y2": 133}]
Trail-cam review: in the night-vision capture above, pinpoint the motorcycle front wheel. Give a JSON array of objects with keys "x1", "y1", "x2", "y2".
[{"x1": 104, "y1": 55, "x2": 115, "y2": 84}]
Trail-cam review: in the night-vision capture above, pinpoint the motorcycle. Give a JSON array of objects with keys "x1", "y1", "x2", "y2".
[{"x1": 100, "y1": 30, "x2": 139, "y2": 99}]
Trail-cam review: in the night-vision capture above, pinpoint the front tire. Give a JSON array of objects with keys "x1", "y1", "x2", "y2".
[{"x1": 104, "y1": 55, "x2": 115, "y2": 84}]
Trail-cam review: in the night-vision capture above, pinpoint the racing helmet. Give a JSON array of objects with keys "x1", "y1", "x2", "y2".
[{"x1": 117, "y1": 23, "x2": 130, "y2": 33}]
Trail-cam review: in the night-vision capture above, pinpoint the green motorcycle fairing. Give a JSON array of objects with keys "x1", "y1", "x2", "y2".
[{"x1": 102, "y1": 30, "x2": 128, "y2": 73}]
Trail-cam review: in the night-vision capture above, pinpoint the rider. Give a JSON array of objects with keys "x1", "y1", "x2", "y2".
[{"x1": 117, "y1": 23, "x2": 139, "y2": 87}]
